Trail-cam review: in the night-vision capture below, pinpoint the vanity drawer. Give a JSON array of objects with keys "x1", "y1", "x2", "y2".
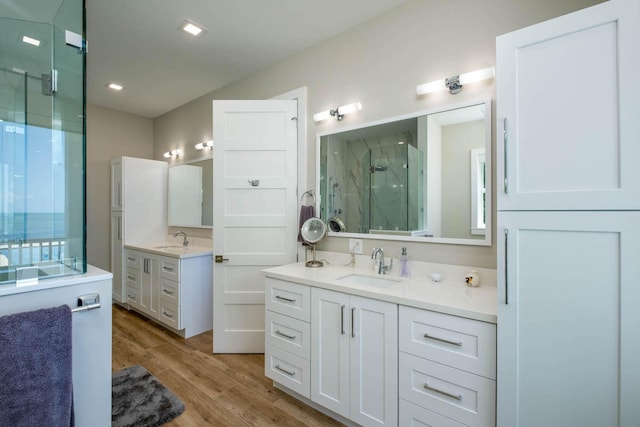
[
  {"x1": 125, "y1": 267, "x2": 139, "y2": 287},
  {"x1": 125, "y1": 251, "x2": 140, "y2": 268},
  {"x1": 126, "y1": 285, "x2": 140, "y2": 307},
  {"x1": 399, "y1": 399, "x2": 467, "y2": 427},
  {"x1": 158, "y1": 257, "x2": 180, "y2": 281},
  {"x1": 399, "y1": 352, "x2": 496, "y2": 427},
  {"x1": 159, "y1": 278, "x2": 179, "y2": 304},
  {"x1": 399, "y1": 305, "x2": 496, "y2": 379},
  {"x1": 265, "y1": 310, "x2": 310, "y2": 360},
  {"x1": 265, "y1": 278, "x2": 310, "y2": 322},
  {"x1": 265, "y1": 343, "x2": 310, "y2": 399},
  {"x1": 158, "y1": 298, "x2": 181, "y2": 330}
]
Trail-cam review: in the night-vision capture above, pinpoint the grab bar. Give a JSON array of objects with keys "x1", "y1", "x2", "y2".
[{"x1": 71, "y1": 293, "x2": 101, "y2": 313}]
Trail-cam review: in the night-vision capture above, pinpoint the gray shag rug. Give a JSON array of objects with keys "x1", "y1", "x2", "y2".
[{"x1": 112, "y1": 365, "x2": 185, "y2": 427}]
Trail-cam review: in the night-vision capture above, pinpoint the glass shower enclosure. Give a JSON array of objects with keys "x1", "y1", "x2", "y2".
[{"x1": 0, "y1": 0, "x2": 86, "y2": 284}]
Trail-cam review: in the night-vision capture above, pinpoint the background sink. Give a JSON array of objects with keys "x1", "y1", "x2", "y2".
[{"x1": 336, "y1": 273, "x2": 402, "y2": 288}]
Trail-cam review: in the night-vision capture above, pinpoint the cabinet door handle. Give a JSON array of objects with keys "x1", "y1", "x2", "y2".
[
  {"x1": 163, "y1": 309, "x2": 174, "y2": 319},
  {"x1": 423, "y1": 333, "x2": 462, "y2": 347},
  {"x1": 275, "y1": 295, "x2": 296, "y2": 303},
  {"x1": 341, "y1": 305, "x2": 345, "y2": 335},
  {"x1": 351, "y1": 307, "x2": 356, "y2": 338},
  {"x1": 503, "y1": 117, "x2": 508, "y2": 194},
  {"x1": 127, "y1": 256, "x2": 135, "y2": 261},
  {"x1": 163, "y1": 266, "x2": 174, "y2": 272},
  {"x1": 275, "y1": 330, "x2": 296, "y2": 340},
  {"x1": 275, "y1": 365, "x2": 296, "y2": 376},
  {"x1": 117, "y1": 216, "x2": 122, "y2": 241},
  {"x1": 127, "y1": 275, "x2": 135, "y2": 281},
  {"x1": 163, "y1": 289, "x2": 174, "y2": 296},
  {"x1": 504, "y1": 228, "x2": 509, "y2": 305},
  {"x1": 424, "y1": 382, "x2": 462, "y2": 401},
  {"x1": 117, "y1": 182, "x2": 122, "y2": 207}
]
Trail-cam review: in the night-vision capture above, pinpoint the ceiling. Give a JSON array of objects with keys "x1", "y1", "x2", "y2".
[{"x1": 85, "y1": 0, "x2": 411, "y2": 118}]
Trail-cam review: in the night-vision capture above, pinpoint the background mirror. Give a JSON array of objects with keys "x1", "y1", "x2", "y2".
[
  {"x1": 317, "y1": 100, "x2": 491, "y2": 245},
  {"x1": 168, "y1": 159, "x2": 213, "y2": 228}
]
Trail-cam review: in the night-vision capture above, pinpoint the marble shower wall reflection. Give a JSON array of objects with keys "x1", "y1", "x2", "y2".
[{"x1": 322, "y1": 127, "x2": 422, "y2": 233}]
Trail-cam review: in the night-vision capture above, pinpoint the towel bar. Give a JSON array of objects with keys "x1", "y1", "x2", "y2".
[
  {"x1": 301, "y1": 189, "x2": 316, "y2": 206},
  {"x1": 71, "y1": 293, "x2": 101, "y2": 313}
]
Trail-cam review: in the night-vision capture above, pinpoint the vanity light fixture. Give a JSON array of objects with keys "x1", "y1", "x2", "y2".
[
  {"x1": 194, "y1": 140, "x2": 213, "y2": 150},
  {"x1": 416, "y1": 67, "x2": 495, "y2": 95},
  {"x1": 163, "y1": 149, "x2": 181, "y2": 159},
  {"x1": 313, "y1": 102, "x2": 362, "y2": 122},
  {"x1": 180, "y1": 19, "x2": 207, "y2": 37}
]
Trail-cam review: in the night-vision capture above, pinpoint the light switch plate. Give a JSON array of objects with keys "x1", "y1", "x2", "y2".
[{"x1": 348, "y1": 239, "x2": 363, "y2": 254}]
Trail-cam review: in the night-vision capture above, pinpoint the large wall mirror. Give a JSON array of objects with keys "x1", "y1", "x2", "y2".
[
  {"x1": 168, "y1": 159, "x2": 213, "y2": 228},
  {"x1": 316, "y1": 99, "x2": 491, "y2": 245}
]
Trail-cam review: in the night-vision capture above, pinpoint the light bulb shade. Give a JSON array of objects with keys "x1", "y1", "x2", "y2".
[
  {"x1": 313, "y1": 110, "x2": 333, "y2": 122},
  {"x1": 459, "y1": 67, "x2": 495, "y2": 85},
  {"x1": 163, "y1": 152, "x2": 171, "y2": 158},
  {"x1": 416, "y1": 79, "x2": 446, "y2": 95},
  {"x1": 337, "y1": 102, "x2": 362, "y2": 115},
  {"x1": 195, "y1": 140, "x2": 214, "y2": 150}
]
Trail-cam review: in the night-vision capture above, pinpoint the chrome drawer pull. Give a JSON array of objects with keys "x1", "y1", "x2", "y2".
[
  {"x1": 423, "y1": 333, "x2": 462, "y2": 347},
  {"x1": 424, "y1": 382, "x2": 462, "y2": 401},
  {"x1": 163, "y1": 289, "x2": 175, "y2": 295},
  {"x1": 275, "y1": 330, "x2": 296, "y2": 340},
  {"x1": 127, "y1": 275, "x2": 135, "y2": 280},
  {"x1": 341, "y1": 304, "x2": 345, "y2": 335},
  {"x1": 275, "y1": 295, "x2": 296, "y2": 303},
  {"x1": 163, "y1": 266, "x2": 175, "y2": 272},
  {"x1": 163, "y1": 310, "x2": 174, "y2": 319},
  {"x1": 275, "y1": 365, "x2": 296, "y2": 376}
]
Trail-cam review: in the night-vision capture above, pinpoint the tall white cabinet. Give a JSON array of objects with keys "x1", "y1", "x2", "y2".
[
  {"x1": 111, "y1": 156, "x2": 168, "y2": 304},
  {"x1": 496, "y1": 1, "x2": 640, "y2": 426}
]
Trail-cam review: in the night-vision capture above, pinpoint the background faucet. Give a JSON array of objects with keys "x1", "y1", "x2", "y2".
[
  {"x1": 371, "y1": 247, "x2": 392, "y2": 274},
  {"x1": 174, "y1": 231, "x2": 189, "y2": 247}
]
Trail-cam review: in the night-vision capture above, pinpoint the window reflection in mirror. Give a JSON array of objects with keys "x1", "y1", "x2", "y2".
[
  {"x1": 168, "y1": 159, "x2": 213, "y2": 228},
  {"x1": 317, "y1": 99, "x2": 491, "y2": 246}
]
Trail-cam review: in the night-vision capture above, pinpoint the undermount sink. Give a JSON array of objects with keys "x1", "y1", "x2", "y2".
[
  {"x1": 336, "y1": 273, "x2": 402, "y2": 288},
  {"x1": 154, "y1": 245, "x2": 184, "y2": 250}
]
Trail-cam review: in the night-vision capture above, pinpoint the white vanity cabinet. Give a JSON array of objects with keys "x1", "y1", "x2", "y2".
[
  {"x1": 124, "y1": 246, "x2": 213, "y2": 338},
  {"x1": 111, "y1": 157, "x2": 168, "y2": 305},
  {"x1": 264, "y1": 278, "x2": 312, "y2": 398},
  {"x1": 496, "y1": 1, "x2": 640, "y2": 426},
  {"x1": 311, "y1": 288, "x2": 398, "y2": 427},
  {"x1": 398, "y1": 306, "x2": 496, "y2": 427}
]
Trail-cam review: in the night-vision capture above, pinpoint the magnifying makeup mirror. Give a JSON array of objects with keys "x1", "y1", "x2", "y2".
[{"x1": 300, "y1": 217, "x2": 327, "y2": 268}]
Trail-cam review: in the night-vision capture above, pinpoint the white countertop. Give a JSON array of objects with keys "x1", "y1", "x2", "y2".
[
  {"x1": 263, "y1": 262, "x2": 497, "y2": 324},
  {"x1": 125, "y1": 242, "x2": 213, "y2": 259}
]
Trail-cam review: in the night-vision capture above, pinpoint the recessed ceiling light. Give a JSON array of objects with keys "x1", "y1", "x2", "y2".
[
  {"x1": 106, "y1": 82, "x2": 124, "y2": 91},
  {"x1": 22, "y1": 35, "x2": 41, "y2": 47},
  {"x1": 180, "y1": 19, "x2": 207, "y2": 36}
]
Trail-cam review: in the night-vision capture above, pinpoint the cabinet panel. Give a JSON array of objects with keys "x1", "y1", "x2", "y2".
[
  {"x1": 311, "y1": 288, "x2": 351, "y2": 418},
  {"x1": 110, "y1": 212, "x2": 123, "y2": 303},
  {"x1": 400, "y1": 305, "x2": 496, "y2": 379},
  {"x1": 265, "y1": 310, "x2": 310, "y2": 360},
  {"x1": 399, "y1": 399, "x2": 467, "y2": 427},
  {"x1": 158, "y1": 297, "x2": 180, "y2": 330},
  {"x1": 158, "y1": 277, "x2": 179, "y2": 304},
  {"x1": 265, "y1": 343, "x2": 310, "y2": 399},
  {"x1": 350, "y1": 296, "x2": 397, "y2": 427},
  {"x1": 265, "y1": 278, "x2": 310, "y2": 322},
  {"x1": 498, "y1": 211, "x2": 640, "y2": 427},
  {"x1": 158, "y1": 257, "x2": 180, "y2": 281},
  {"x1": 111, "y1": 158, "x2": 123, "y2": 211},
  {"x1": 496, "y1": 0, "x2": 640, "y2": 210},
  {"x1": 400, "y1": 352, "x2": 495, "y2": 427}
]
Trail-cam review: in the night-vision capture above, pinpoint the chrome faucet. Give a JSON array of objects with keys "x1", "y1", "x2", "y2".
[
  {"x1": 174, "y1": 231, "x2": 189, "y2": 247},
  {"x1": 371, "y1": 247, "x2": 392, "y2": 275}
]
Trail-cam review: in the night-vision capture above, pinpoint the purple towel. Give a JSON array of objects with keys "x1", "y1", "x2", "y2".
[
  {"x1": 297, "y1": 205, "x2": 315, "y2": 242},
  {"x1": 0, "y1": 305, "x2": 74, "y2": 427}
]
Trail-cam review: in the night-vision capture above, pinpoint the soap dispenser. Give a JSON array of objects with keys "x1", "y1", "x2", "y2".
[{"x1": 400, "y1": 247, "x2": 410, "y2": 278}]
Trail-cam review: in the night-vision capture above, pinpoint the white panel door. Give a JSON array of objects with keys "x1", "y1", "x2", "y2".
[
  {"x1": 213, "y1": 100, "x2": 298, "y2": 353},
  {"x1": 497, "y1": 211, "x2": 640, "y2": 427},
  {"x1": 311, "y1": 288, "x2": 351, "y2": 418},
  {"x1": 350, "y1": 296, "x2": 398, "y2": 427},
  {"x1": 496, "y1": 0, "x2": 640, "y2": 210}
]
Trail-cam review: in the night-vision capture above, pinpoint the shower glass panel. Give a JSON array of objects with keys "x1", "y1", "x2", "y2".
[{"x1": 0, "y1": 0, "x2": 86, "y2": 284}]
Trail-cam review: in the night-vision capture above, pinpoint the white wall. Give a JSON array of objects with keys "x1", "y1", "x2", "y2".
[
  {"x1": 86, "y1": 104, "x2": 154, "y2": 270},
  {"x1": 153, "y1": 0, "x2": 604, "y2": 268}
]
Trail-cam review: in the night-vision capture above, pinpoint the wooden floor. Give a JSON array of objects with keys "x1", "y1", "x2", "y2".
[{"x1": 112, "y1": 304, "x2": 343, "y2": 426}]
